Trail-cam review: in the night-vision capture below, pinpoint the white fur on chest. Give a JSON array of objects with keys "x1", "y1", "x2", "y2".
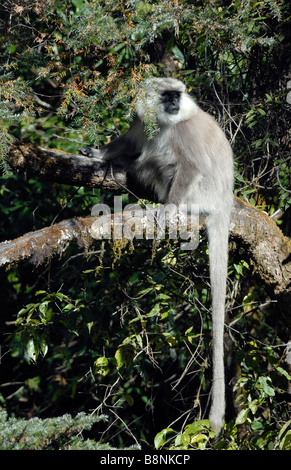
[{"x1": 135, "y1": 132, "x2": 176, "y2": 202}]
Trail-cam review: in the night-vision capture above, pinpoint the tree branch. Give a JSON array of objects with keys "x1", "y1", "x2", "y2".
[
  {"x1": 6, "y1": 140, "x2": 127, "y2": 190},
  {"x1": 231, "y1": 198, "x2": 291, "y2": 295},
  {"x1": 2, "y1": 140, "x2": 291, "y2": 298}
]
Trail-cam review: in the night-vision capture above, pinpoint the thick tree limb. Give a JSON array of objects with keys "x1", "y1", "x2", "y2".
[
  {"x1": 6, "y1": 141, "x2": 127, "y2": 190},
  {"x1": 2, "y1": 140, "x2": 291, "y2": 297},
  {"x1": 231, "y1": 198, "x2": 291, "y2": 295}
]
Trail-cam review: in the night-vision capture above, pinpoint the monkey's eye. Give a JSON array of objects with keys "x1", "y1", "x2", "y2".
[{"x1": 160, "y1": 91, "x2": 180, "y2": 103}]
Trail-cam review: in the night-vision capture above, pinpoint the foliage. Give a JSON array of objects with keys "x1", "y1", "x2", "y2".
[
  {"x1": 0, "y1": 409, "x2": 140, "y2": 450},
  {"x1": 0, "y1": 0, "x2": 290, "y2": 451},
  {"x1": 155, "y1": 341, "x2": 291, "y2": 450}
]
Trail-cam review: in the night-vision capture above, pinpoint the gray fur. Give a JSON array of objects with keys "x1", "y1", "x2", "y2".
[{"x1": 79, "y1": 77, "x2": 234, "y2": 434}]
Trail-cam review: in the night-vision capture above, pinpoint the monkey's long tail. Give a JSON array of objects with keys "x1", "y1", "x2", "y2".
[{"x1": 206, "y1": 212, "x2": 230, "y2": 435}]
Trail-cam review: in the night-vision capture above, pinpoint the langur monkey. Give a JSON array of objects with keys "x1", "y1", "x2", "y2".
[{"x1": 80, "y1": 77, "x2": 234, "y2": 434}]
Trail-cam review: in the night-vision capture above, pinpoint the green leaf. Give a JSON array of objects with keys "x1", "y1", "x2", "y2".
[
  {"x1": 27, "y1": 338, "x2": 39, "y2": 363},
  {"x1": 115, "y1": 348, "x2": 125, "y2": 370},
  {"x1": 148, "y1": 303, "x2": 160, "y2": 317},
  {"x1": 174, "y1": 433, "x2": 190, "y2": 447},
  {"x1": 135, "y1": 334, "x2": 143, "y2": 349},
  {"x1": 55, "y1": 292, "x2": 71, "y2": 302},
  {"x1": 17, "y1": 303, "x2": 37, "y2": 317},
  {"x1": 171, "y1": 46, "x2": 185, "y2": 64},
  {"x1": 137, "y1": 287, "x2": 152, "y2": 296},
  {"x1": 280, "y1": 430, "x2": 291, "y2": 450},
  {"x1": 26, "y1": 376, "x2": 41, "y2": 391},
  {"x1": 277, "y1": 420, "x2": 291, "y2": 441},
  {"x1": 235, "y1": 408, "x2": 249, "y2": 425},
  {"x1": 251, "y1": 421, "x2": 264, "y2": 430},
  {"x1": 185, "y1": 420, "x2": 210, "y2": 434},
  {"x1": 93, "y1": 357, "x2": 109, "y2": 376},
  {"x1": 154, "y1": 428, "x2": 174, "y2": 450},
  {"x1": 158, "y1": 293, "x2": 171, "y2": 300},
  {"x1": 39, "y1": 301, "x2": 50, "y2": 315},
  {"x1": 190, "y1": 433, "x2": 208, "y2": 444},
  {"x1": 39, "y1": 337, "x2": 48, "y2": 357},
  {"x1": 35, "y1": 290, "x2": 47, "y2": 296},
  {"x1": 276, "y1": 366, "x2": 291, "y2": 381},
  {"x1": 87, "y1": 321, "x2": 93, "y2": 334},
  {"x1": 248, "y1": 399, "x2": 258, "y2": 414},
  {"x1": 258, "y1": 376, "x2": 275, "y2": 396},
  {"x1": 62, "y1": 303, "x2": 75, "y2": 313}
]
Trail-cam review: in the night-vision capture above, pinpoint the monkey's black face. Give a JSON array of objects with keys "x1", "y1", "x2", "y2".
[{"x1": 160, "y1": 91, "x2": 181, "y2": 115}]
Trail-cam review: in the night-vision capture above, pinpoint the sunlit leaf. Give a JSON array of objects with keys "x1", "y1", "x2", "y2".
[{"x1": 154, "y1": 428, "x2": 174, "y2": 450}]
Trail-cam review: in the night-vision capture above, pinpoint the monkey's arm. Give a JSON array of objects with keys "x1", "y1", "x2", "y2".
[
  {"x1": 166, "y1": 161, "x2": 200, "y2": 206},
  {"x1": 79, "y1": 118, "x2": 144, "y2": 168}
]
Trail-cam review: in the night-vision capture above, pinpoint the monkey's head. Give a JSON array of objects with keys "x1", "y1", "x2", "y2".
[{"x1": 136, "y1": 77, "x2": 198, "y2": 126}]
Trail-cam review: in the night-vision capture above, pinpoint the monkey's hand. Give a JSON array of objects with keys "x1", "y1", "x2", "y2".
[{"x1": 79, "y1": 147, "x2": 103, "y2": 162}]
